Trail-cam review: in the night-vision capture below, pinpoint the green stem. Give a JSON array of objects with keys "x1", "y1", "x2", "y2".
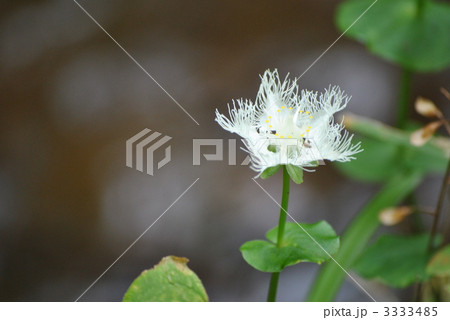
[
  {"x1": 416, "y1": 0, "x2": 426, "y2": 18},
  {"x1": 397, "y1": 68, "x2": 412, "y2": 129},
  {"x1": 267, "y1": 166, "x2": 290, "y2": 302},
  {"x1": 276, "y1": 166, "x2": 290, "y2": 246},
  {"x1": 307, "y1": 170, "x2": 423, "y2": 301},
  {"x1": 407, "y1": 194, "x2": 425, "y2": 233}
]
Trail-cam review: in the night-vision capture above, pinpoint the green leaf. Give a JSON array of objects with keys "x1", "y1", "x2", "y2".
[
  {"x1": 336, "y1": 114, "x2": 449, "y2": 183},
  {"x1": 266, "y1": 222, "x2": 340, "y2": 262},
  {"x1": 336, "y1": 135, "x2": 400, "y2": 182},
  {"x1": 240, "y1": 221, "x2": 339, "y2": 272},
  {"x1": 427, "y1": 245, "x2": 450, "y2": 277},
  {"x1": 286, "y1": 164, "x2": 303, "y2": 184},
  {"x1": 261, "y1": 165, "x2": 282, "y2": 179},
  {"x1": 123, "y1": 256, "x2": 208, "y2": 302},
  {"x1": 336, "y1": 0, "x2": 450, "y2": 72},
  {"x1": 354, "y1": 234, "x2": 437, "y2": 288}
]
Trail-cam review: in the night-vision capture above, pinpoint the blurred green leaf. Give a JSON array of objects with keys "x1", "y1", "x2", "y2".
[
  {"x1": 240, "y1": 221, "x2": 339, "y2": 272},
  {"x1": 427, "y1": 245, "x2": 450, "y2": 277},
  {"x1": 286, "y1": 164, "x2": 303, "y2": 184},
  {"x1": 336, "y1": 114, "x2": 449, "y2": 182},
  {"x1": 336, "y1": 0, "x2": 450, "y2": 72},
  {"x1": 261, "y1": 165, "x2": 282, "y2": 179},
  {"x1": 308, "y1": 169, "x2": 423, "y2": 301},
  {"x1": 336, "y1": 135, "x2": 400, "y2": 182},
  {"x1": 123, "y1": 256, "x2": 208, "y2": 302},
  {"x1": 354, "y1": 234, "x2": 437, "y2": 288}
]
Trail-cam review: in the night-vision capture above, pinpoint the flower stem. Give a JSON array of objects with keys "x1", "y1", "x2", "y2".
[
  {"x1": 416, "y1": 0, "x2": 426, "y2": 18},
  {"x1": 276, "y1": 166, "x2": 290, "y2": 246},
  {"x1": 267, "y1": 166, "x2": 290, "y2": 302},
  {"x1": 396, "y1": 68, "x2": 412, "y2": 129}
]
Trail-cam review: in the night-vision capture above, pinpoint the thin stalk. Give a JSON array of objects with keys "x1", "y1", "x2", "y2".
[
  {"x1": 408, "y1": 195, "x2": 425, "y2": 233},
  {"x1": 417, "y1": 0, "x2": 426, "y2": 18},
  {"x1": 397, "y1": 68, "x2": 412, "y2": 129},
  {"x1": 428, "y1": 159, "x2": 450, "y2": 251},
  {"x1": 437, "y1": 117, "x2": 450, "y2": 135},
  {"x1": 267, "y1": 166, "x2": 290, "y2": 302}
]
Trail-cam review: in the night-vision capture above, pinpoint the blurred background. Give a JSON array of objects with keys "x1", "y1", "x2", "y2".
[{"x1": 1, "y1": 0, "x2": 449, "y2": 301}]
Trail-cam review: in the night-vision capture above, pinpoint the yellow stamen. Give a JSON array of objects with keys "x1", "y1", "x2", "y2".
[{"x1": 281, "y1": 106, "x2": 285, "y2": 109}]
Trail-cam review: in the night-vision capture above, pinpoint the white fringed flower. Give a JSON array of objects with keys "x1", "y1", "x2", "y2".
[{"x1": 215, "y1": 69, "x2": 362, "y2": 176}]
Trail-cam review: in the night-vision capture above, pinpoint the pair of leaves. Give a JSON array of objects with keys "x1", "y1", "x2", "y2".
[
  {"x1": 123, "y1": 256, "x2": 208, "y2": 302},
  {"x1": 337, "y1": 0, "x2": 450, "y2": 72},
  {"x1": 240, "y1": 221, "x2": 339, "y2": 272},
  {"x1": 353, "y1": 234, "x2": 441, "y2": 288},
  {"x1": 261, "y1": 164, "x2": 304, "y2": 184},
  {"x1": 336, "y1": 114, "x2": 449, "y2": 183}
]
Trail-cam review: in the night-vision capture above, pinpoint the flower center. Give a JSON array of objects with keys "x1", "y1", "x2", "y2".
[{"x1": 258, "y1": 106, "x2": 314, "y2": 140}]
